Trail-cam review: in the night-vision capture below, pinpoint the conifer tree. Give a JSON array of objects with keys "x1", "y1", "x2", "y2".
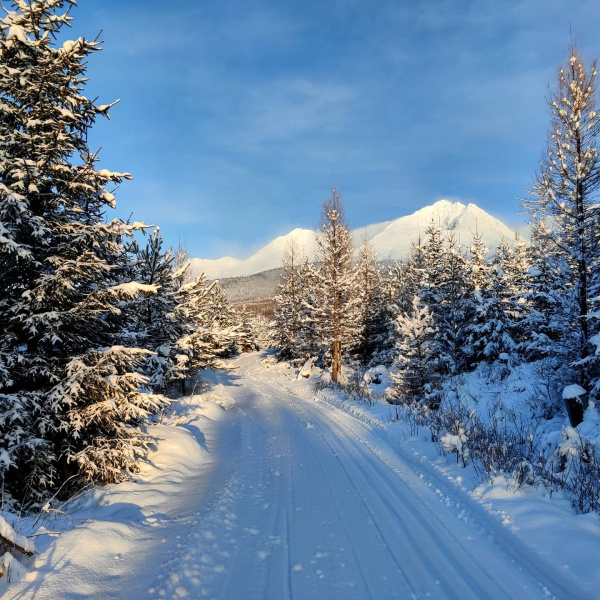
[
  {"x1": 0, "y1": 1, "x2": 167, "y2": 507},
  {"x1": 354, "y1": 241, "x2": 386, "y2": 362},
  {"x1": 418, "y1": 221, "x2": 452, "y2": 374},
  {"x1": 464, "y1": 229, "x2": 496, "y2": 366},
  {"x1": 523, "y1": 46, "x2": 600, "y2": 387},
  {"x1": 206, "y1": 281, "x2": 241, "y2": 357},
  {"x1": 522, "y1": 210, "x2": 574, "y2": 360},
  {"x1": 392, "y1": 296, "x2": 442, "y2": 407},
  {"x1": 437, "y1": 233, "x2": 472, "y2": 374},
  {"x1": 296, "y1": 257, "x2": 320, "y2": 359},
  {"x1": 312, "y1": 189, "x2": 359, "y2": 382},
  {"x1": 131, "y1": 228, "x2": 181, "y2": 391},
  {"x1": 272, "y1": 238, "x2": 304, "y2": 359}
]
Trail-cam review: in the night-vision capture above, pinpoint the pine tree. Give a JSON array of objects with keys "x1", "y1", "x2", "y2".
[
  {"x1": 131, "y1": 227, "x2": 181, "y2": 391},
  {"x1": 464, "y1": 229, "x2": 495, "y2": 366},
  {"x1": 437, "y1": 233, "x2": 472, "y2": 374},
  {"x1": 354, "y1": 241, "x2": 386, "y2": 362},
  {"x1": 312, "y1": 189, "x2": 359, "y2": 382},
  {"x1": 418, "y1": 221, "x2": 453, "y2": 375},
  {"x1": 522, "y1": 210, "x2": 574, "y2": 360},
  {"x1": 475, "y1": 239, "x2": 517, "y2": 364},
  {"x1": 206, "y1": 281, "x2": 241, "y2": 357},
  {"x1": 497, "y1": 234, "x2": 527, "y2": 339},
  {"x1": 296, "y1": 257, "x2": 320, "y2": 359},
  {"x1": 0, "y1": 1, "x2": 167, "y2": 507}
]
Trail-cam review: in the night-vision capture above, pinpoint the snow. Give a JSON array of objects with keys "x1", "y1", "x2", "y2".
[
  {"x1": 189, "y1": 228, "x2": 319, "y2": 280},
  {"x1": 0, "y1": 517, "x2": 35, "y2": 555},
  {"x1": 3, "y1": 352, "x2": 598, "y2": 599},
  {"x1": 108, "y1": 281, "x2": 158, "y2": 298},
  {"x1": 562, "y1": 384, "x2": 586, "y2": 400},
  {"x1": 190, "y1": 200, "x2": 526, "y2": 280},
  {"x1": 2, "y1": 389, "x2": 230, "y2": 599},
  {"x1": 7, "y1": 25, "x2": 28, "y2": 44}
]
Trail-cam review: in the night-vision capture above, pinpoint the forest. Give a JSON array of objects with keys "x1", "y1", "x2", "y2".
[
  {"x1": 1, "y1": 0, "x2": 600, "y2": 594},
  {"x1": 269, "y1": 46, "x2": 600, "y2": 516}
]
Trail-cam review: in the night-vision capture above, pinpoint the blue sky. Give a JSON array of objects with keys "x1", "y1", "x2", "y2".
[{"x1": 71, "y1": 0, "x2": 600, "y2": 259}]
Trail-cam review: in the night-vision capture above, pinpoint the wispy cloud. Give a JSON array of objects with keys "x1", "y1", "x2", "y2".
[{"x1": 74, "y1": 0, "x2": 600, "y2": 259}]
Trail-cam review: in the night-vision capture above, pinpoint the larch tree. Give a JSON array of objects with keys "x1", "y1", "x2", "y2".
[
  {"x1": 523, "y1": 46, "x2": 600, "y2": 387},
  {"x1": 313, "y1": 189, "x2": 358, "y2": 383}
]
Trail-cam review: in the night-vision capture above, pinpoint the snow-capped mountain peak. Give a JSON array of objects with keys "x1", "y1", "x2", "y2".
[{"x1": 189, "y1": 200, "x2": 522, "y2": 280}]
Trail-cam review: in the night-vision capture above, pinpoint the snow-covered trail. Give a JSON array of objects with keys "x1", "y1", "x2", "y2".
[
  {"x1": 149, "y1": 354, "x2": 578, "y2": 600},
  {"x1": 5, "y1": 352, "x2": 587, "y2": 600}
]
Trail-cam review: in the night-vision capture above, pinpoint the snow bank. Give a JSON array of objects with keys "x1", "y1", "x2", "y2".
[{"x1": 1, "y1": 387, "x2": 232, "y2": 598}]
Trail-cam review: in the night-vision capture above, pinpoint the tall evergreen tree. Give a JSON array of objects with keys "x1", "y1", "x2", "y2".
[
  {"x1": 354, "y1": 241, "x2": 386, "y2": 362},
  {"x1": 437, "y1": 233, "x2": 472, "y2": 374},
  {"x1": 271, "y1": 238, "x2": 304, "y2": 359},
  {"x1": 296, "y1": 257, "x2": 321, "y2": 359},
  {"x1": 522, "y1": 210, "x2": 574, "y2": 361},
  {"x1": 0, "y1": 1, "x2": 166, "y2": 507},
  {"x1": 392, "y1": 296, "x2": 442, "y2": 407},
  {"x1": 131, "y1": 227, "x2": 181, "y2": 391}
]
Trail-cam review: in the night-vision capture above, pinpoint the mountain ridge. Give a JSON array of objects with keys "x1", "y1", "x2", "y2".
[{"x1": 190, "y1": 200, "x2": 523, "y2": 280}]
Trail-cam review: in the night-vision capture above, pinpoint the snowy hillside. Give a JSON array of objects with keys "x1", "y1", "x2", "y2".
[{"x1": 190, "y1": 200, "x2": 523, "y2": 280}]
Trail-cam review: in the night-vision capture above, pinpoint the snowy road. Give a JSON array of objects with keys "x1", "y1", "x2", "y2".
[
  {"x1": 148, "y1": 354, "x2": 577, "y2": 600},
  {"x1": 6, "y1": 353, "x2": 587, "y2": 599}
]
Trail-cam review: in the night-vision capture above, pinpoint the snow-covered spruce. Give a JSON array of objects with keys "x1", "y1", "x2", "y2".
[{"x1": 0, "y1": 1, "x2": 169, "y2": 510}]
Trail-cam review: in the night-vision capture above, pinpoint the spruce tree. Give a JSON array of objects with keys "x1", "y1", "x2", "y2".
[
  {"x1": 296, "y1": 257, "x2": 320, "y2": 359},
  {"x1": 354, "y1": 241, "x2": 386, "y2": 362},
  {"x1": 437, "y1": 233, "x2": 472, "y2": 374},
  {"x1": 522, "y1": 209, "x2": 574, "y2": 361},
  {"x1": 392, "y1": 296, "x2": 442, "y2": 407},
  {"x1": 0, "y1": 1, "x2": 166, "y2": 507},
  {"x1": 131, "y1": 227, "x2": 181, "y2": 392},
  {"x1": 272, "y1": 238, "x2": 304, "y2": 359}
]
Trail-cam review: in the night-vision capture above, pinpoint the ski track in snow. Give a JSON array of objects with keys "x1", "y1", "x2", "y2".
[
  {"x1": 6, "y1": 353, "x2": 591, "y2": 599},
  {"x1": 146, "y1": 355, "x2": 582, "y2": 600}
]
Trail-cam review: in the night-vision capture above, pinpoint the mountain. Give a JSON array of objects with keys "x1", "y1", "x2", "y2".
[
  {"x1": 190, "y1": 200, "x2": 523, "y2": 281},
  {"x1": 190, "y1": 228, "x2": 317, "y2": 281},
  {"x1": 368, "y1": 199, "x2": 519, "y2": 261}
]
